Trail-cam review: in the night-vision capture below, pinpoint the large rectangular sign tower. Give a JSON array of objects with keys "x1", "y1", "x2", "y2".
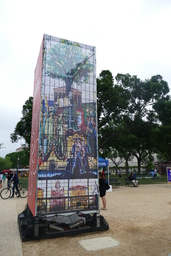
[{"x1": 28, "y1": 34, "x2": 98, "y2": 217}]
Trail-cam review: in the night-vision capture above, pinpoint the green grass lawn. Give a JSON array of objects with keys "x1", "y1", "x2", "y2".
[
  {"x1": 18, "y1": 173, "x2": 168, "y2": 188},
  {"x1": 19, "y1": 177, "x2": 29, "y2": 187},
  {"x1": 108, "y1": 173, "x2": 168, "y2": 186}
]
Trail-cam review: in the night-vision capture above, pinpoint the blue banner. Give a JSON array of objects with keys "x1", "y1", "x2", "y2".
[{"x1": 167, "y1": 167, "x2": 171, "y2": 184}]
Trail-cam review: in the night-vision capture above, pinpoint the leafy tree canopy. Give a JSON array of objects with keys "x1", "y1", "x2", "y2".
[
  {"x1": 6, "y1": 150, "x2": 29, "y2": 169},
  {"x1": 10, "y1": 97, "x2": 33, "y2": 150},
  {"x1": 98, "y1": 71, "x2": 170, "y2": 172},
  {"x1": 152, "y1": 98, "x2": 171, "y2": 160},
  {"x1": 0, "y1": 157, "x2": 12, "y2": 171}
]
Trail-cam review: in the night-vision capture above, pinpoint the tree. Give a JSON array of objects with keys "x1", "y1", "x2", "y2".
[
  {"x1": 97, "y1": 72, "x2": 170, "y2": 172},
  {"x1": 10, "y1": 97, "x2": 33, "y2": 150},
  {"x1": 153, "y1": 98, "x2": 171, "y2": 160},
  {"x1": 113, "y1": 74, "x2": 169, "y2": 173},
  {"x1": 0, "y1": 143, "x2": 5, "y2": 149},
  {"x1": 141, "y1": 153, "x2": 154, "y2": 172},
  {"x1": 105, "y1": 149, "x2": 124, "y2": 175},
  {"x1": 0, "y1": 157, "x2": 12, "y2": 170},
  {"x1": 126, "y1": 118, "x2": 156, "y2": 173},
  {"x1": 45, "y1": 39, "x2": 94, "y2": 96},
  {"x1": 97, "y1": 70, "x2": 130, "y2": 150},
  {"x1": 6, "y1": 150, "x2": 29, "y2": 169},
  {"x1": 111, "y1": 129, "x2": 134, "y2": 174}
]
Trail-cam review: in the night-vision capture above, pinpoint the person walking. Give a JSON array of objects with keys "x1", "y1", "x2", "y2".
[
  {"x1": 99, "y1": 172, "x2": 106, "y2": 210},
  {"x1": 10, "y1": 171, "x2": 20, "y2": 198}
]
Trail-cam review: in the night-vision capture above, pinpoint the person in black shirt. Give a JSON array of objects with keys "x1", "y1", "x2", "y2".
[
  {"x1": 7, "y1": 172, "x2": 12, "y2": 188},
  {"x1": 99, "y1": 172, "x2": 106, "y2": 210},
  {"x1": 11, "y1": 171, "x2": 20, "y2": 198}
]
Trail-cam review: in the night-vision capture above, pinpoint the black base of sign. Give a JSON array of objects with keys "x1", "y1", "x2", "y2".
[{"x1": 18, "y1": 204, "x2": 109, "y2": 242}]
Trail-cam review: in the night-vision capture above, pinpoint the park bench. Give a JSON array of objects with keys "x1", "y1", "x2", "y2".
[
  {"x1": 109, "y1": 178, "x2": 120, "y2": 187},
  {"x1": 125, "y1": 178, "x2": 139, "y2": 187}
]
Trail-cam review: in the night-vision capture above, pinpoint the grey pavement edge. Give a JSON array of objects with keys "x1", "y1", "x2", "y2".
[{"x1": 0, "y1": 180, "x2": 23, "y2": 256}]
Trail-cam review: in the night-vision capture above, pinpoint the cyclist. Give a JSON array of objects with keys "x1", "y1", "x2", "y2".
[
  {"x1": 7, "y1": 172, "x2": 12, "y2": 188},
  {"x1": 10, "y1": 171, "x2": 20, "y2": 198}
]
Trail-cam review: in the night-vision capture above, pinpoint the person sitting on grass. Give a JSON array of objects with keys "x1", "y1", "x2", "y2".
[{"x1": 128, "y1": 173, "x2": 139, "y2": 187}]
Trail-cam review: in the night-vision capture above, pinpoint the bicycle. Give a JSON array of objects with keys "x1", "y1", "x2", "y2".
[{"x1": 0, "y1": 182, "x2": 28, "y2": 199}]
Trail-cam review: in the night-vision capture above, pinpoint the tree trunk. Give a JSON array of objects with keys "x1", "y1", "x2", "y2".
[
  {"x1": 65, "y1": 77, "x2": 73, "y2": 96},
  {"x1": 115, "y1": 166, "x2": 118, "y2": 175},
  {"x1": 125, "y1": 159, "x2": 129, "y2": 176},
  {"x1": 137, "y1": 158, "x2": 141, "y2": 174}
]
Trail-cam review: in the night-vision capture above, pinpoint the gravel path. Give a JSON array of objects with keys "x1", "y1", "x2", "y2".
[
  {"x1": 1, "y1": 180, "x2": 171, "y2": 256},
  {"x1": 0, "y1": 180, "x2": 26, "y2": 256}
]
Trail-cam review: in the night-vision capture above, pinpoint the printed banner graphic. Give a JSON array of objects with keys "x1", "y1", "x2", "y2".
[
  {"x1": 167, "y1": 167, "x2": 171, "y2": 185},
  {"x1": 28, "y1": 35, "x2": 98, "y2": 216}
]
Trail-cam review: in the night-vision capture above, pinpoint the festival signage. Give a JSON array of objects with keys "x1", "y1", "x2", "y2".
[
  {"x1": 28, "y1": 34, "x2": 98, "y2": 216},
  {"x1": 167, "y1": 167, "x2": 171, "y2": 185}
]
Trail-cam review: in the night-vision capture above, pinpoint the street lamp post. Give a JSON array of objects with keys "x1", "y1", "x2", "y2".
[{"x1": 17, "y1": 157, "x2": 19, "y2": 176}]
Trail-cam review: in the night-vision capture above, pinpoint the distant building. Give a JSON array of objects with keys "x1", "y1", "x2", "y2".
[{"x1": 16, "y1": 146, "x2": 24, "y2": 152}]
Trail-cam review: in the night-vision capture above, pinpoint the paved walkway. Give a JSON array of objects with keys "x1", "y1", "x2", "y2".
[{"x1": 0, "y1": 180, "x2": 23, "y2": 256}]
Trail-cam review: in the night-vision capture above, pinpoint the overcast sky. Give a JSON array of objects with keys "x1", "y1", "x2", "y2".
[{"x1": 0, "y1": 0, "x2": 171, "y2": 158}]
